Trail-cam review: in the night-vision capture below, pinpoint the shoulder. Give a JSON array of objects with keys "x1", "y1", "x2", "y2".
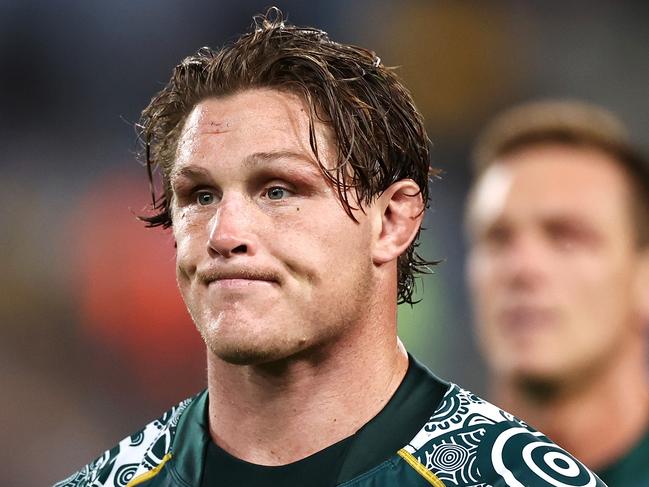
[
  {"x1": 400, "y1": 383, "x2": 606, "y2": 486},
  {"x1": 54, "y1": 392, "x2": 202, "y2": 487}
]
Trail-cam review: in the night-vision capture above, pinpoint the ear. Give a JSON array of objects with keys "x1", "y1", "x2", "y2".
[
  {"x1": 634, "y1": 248, "x2": 649, "y2": 326},
  {"x1": 372, "y1": 179, "x2": 425, "y2": 265}
]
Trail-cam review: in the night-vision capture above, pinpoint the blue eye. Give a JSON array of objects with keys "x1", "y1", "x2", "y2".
[
  {"x1": 267, "y1": 187, "x2": 287, "y2": 200},
  {"x1": 196, "y1": 191, "x2": 215, "y2": 206}
]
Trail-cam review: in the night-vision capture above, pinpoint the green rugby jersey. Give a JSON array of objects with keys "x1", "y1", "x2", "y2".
[
  {"x1": 55, "y1": 358, "x2": 606, "y2": 486},
  {"x1": 596, "y1": 428, "x2": 649, "y2": 486}
]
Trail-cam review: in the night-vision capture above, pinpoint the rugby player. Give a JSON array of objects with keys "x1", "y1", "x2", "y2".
[{"x1": 56, "y1": 13, "x2": 606, "y2": 487}]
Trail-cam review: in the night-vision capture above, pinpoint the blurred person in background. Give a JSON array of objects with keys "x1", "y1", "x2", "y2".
[
  {"x1": 466, "y1": 99, "x2": 649, "y2": 486},
  {"x1": 56, "y1": 12, "x2": 605, "y2": 487}
]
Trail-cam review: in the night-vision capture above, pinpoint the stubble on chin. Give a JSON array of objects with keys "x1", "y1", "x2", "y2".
[
  {"x1": 213, "y1": 349, "x2": 273, "y2": 366},
  {"x1": 207, "y1": 340, "x2": 295, "y2": 366},
  {"x1": 196, "y1": 312, "x2": 310, "y2": 367}
]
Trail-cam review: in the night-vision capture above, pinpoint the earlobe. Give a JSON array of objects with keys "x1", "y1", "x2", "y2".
[{"x1": 372, "y1": 179, "x2": 425, "y2": 265}]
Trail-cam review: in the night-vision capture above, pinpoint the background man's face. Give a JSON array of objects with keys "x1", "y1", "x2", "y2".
[
  {"x1": 467, "y1": 144, "x2": 646, "y2": 384},
  {"x1": 170, "y1": 88, "x2": 376, "y2": 365}
]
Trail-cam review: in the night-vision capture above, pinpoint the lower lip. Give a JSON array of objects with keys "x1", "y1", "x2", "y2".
[
  {"x1": 501, "y1": 310, "x2": 555, "y2": 330},
  {"x1": 209, "y1": 279, "x2": 275, "y2": 289}
]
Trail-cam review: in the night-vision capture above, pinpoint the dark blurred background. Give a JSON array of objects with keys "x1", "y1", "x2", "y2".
[{"x1": 2, "y1": 1, "x2": 648, "y2": 485}]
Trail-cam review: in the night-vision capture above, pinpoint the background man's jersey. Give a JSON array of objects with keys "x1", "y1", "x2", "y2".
[{"x1": 596, "y1": 428, "x2": 649, "y2": 486}]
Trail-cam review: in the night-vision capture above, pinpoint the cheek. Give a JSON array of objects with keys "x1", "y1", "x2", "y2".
[
  {"x1": 556, "y1": 255, "x2": 637, "y2": 350},
  {"x1": 325, "y1": 217, "x2": 372, "y2": 259},
  {"x1": 468, "y1": 253, "x2": 497, "y2": 304},
  {"x1": 571, "y1": 262, "x2": 633, "y2": 318},
  {"x1": 281, "y1": 226, "x2": 347, "y2": 276},
  {"x1": 290, "y1": 218, "x2": 371, "y2": 288},
  {"x1": 281, "y1": 206, "x2": 366, "y2": 253},
  {"x1": 467, "y1": 254, "x2": 507, "y2": 344},
  {"x1": 560, "y1": 250, "x2": 622, "y2": 299},
  {"x1": 172, "y1": 217, "x2": 207, "y2": 276}
]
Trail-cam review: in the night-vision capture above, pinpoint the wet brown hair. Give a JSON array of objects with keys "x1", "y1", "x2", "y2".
[
  {"x1": 471, "y1": 99, "x2": 649, "y2": 248},
  {"x1": 138, "y1": 8, "x2": 439, "y2": 304}
]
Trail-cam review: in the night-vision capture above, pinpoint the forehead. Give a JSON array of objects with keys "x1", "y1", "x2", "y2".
[
  {"x1": 175, "y1": 88, "x2": 330, "y2": 167},
  {"x1": 468, "y1": 144, "x2": 635, "y2": 236}
]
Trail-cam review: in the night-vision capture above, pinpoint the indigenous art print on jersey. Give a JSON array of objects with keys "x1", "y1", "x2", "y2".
[
  {"x1": 404, "y1": 385, "x2": 598, "y2": 487},
  {"x1": 54, "y1": 398, "x2": 191, "y2": 487}
]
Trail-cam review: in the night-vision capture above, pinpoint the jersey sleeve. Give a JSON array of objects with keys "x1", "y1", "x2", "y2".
[{"x1": 402, "y1": 384, "x2": 607, "y2": 486}]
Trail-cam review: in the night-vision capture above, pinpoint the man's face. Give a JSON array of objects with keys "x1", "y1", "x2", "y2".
[
  {"x1": 170, "y1": 89, "x2": 375, "y2": 365},
  {"x1": 467, "y1": 144, "x2": 646, "y2": 384}
]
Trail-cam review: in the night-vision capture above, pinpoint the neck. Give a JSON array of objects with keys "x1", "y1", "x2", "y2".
[
  {"x1": 492, "y1": 342, "x2": 649, "y2": 470},
  {"x1": 206, "y1": 313, "x2": 408, "y2": 466}
]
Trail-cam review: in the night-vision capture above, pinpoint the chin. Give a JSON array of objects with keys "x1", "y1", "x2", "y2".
[
  {"x1": 493, "y1": 351, "x2": 561, "y2": 380},
  {"x1": 214, "y1": 348, "x2": 281, "y2": 366},
  {"x1": 512, "y1": 365, "x2": 560, "y2": 381},
  {"x1": 205, "y1": 336, "x2": 308, "y2": 366},
  {"x1": 504, "y1": 358, "x2": 569, "y2": 389},
  {"x1": 510, "y1": 369, "x2": 570, "y2": 399}
]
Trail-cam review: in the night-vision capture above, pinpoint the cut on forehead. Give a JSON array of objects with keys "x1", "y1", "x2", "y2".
[
  {"x1": 179, "y1": 89, "x2": 313, "y2": 133},
  {"x1": 172, "y1": 90, "x2": 337, "y2": 180}
]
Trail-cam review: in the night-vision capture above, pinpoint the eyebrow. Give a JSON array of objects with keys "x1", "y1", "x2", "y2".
[
  {"x1": 170, "y1": 165, "x2": 211, "y2": 183},
  {"x1": 170, "y1": 150, "x2": 323, "y2": 183},
  {"x1": 242, "y1": 150, "x2": 322, "y2": 175}
]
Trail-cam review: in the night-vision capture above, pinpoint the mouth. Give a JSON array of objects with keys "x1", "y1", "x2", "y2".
[
  {"x1": 199, "y1": 268, "x2": 280, "y2": 289},
  {"x1": 499, "y1": 306, "x2": 557, "y2": 332},
  {"x1": 208, "y1": 278, "x2": 277, "y2": 289}
]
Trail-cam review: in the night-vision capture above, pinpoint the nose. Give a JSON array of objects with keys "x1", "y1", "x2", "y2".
[
  {"x1": 501, "y1": 234, "x2": 549, "y2": 290},
  {"x1": 207, "y1": 198, "x2": 257, "y2": 258}
]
